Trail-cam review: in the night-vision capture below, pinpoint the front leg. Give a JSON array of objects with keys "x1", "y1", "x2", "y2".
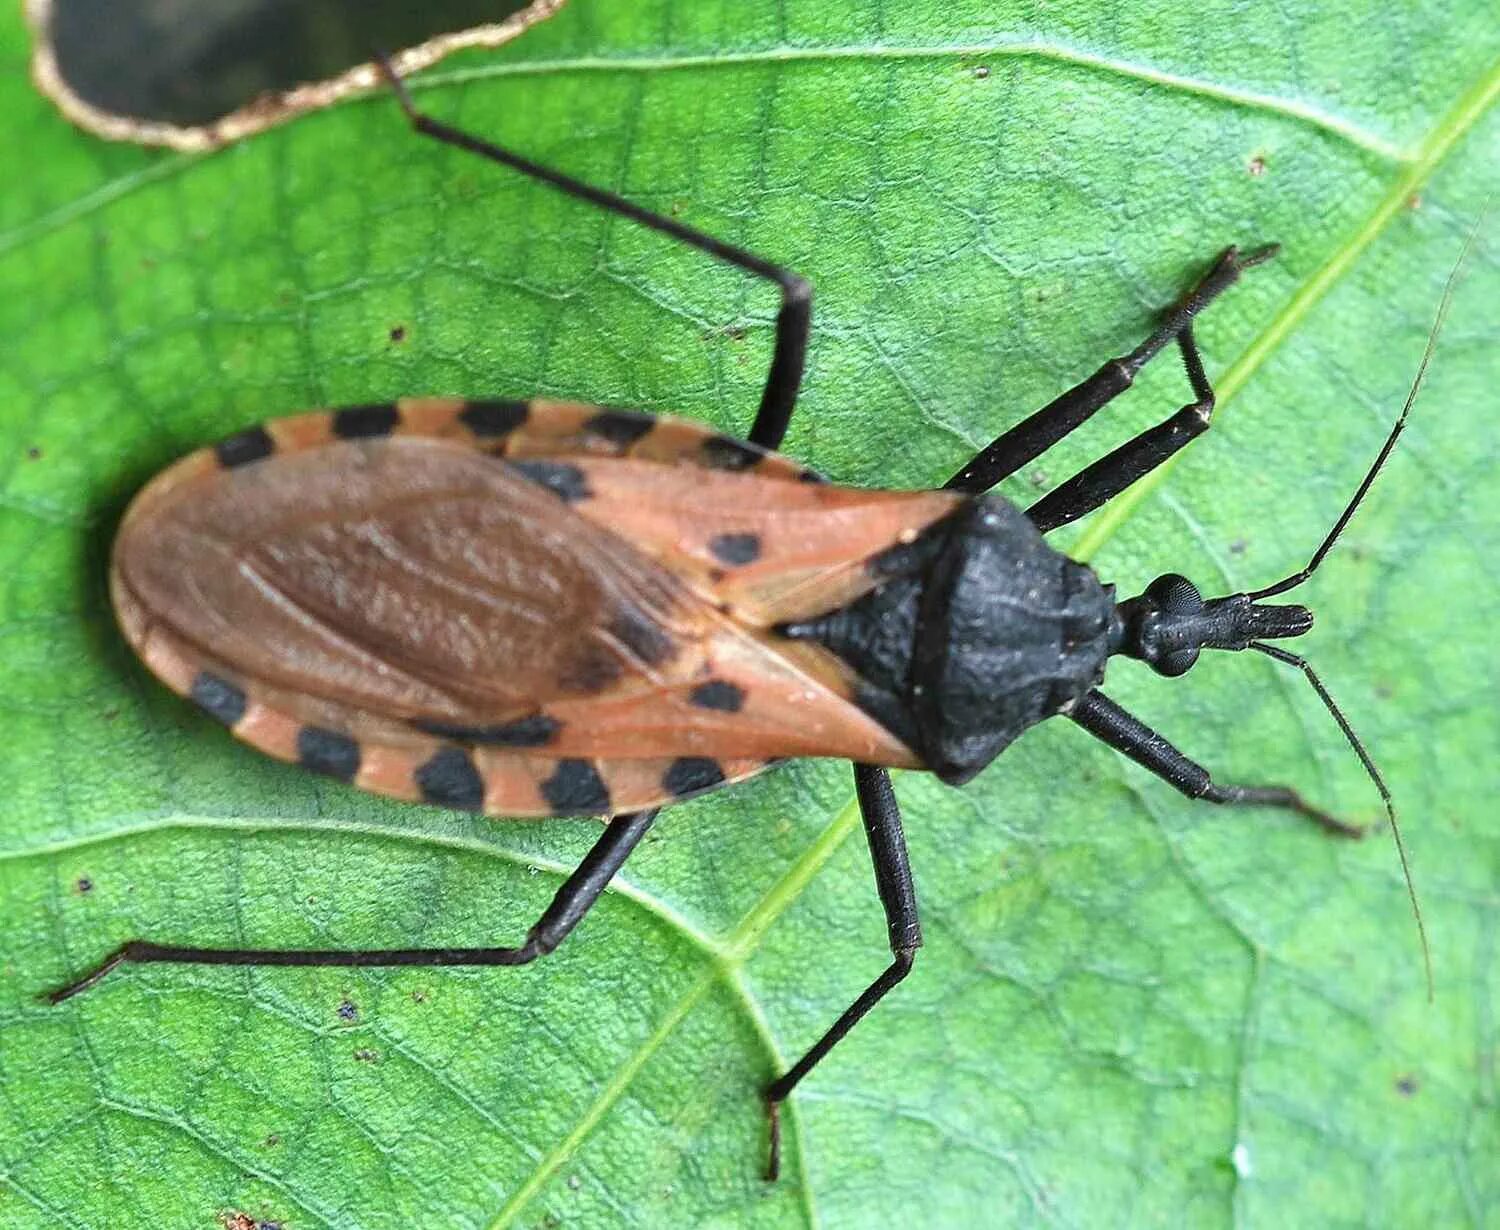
[
  {"x1": 946, "y1": 245, "x2": 1276, "y2": 498},
  {"x1": 1066, "y1": 691, "x2": 1363, "y2": 837}
]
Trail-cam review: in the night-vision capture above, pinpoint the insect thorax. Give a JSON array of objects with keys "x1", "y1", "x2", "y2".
[{"x1": 783, "y1": 496, "x2": 1116, "y2": 784}]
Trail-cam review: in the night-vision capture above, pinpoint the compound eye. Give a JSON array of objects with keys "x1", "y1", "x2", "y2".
[
  {"x1": 1146, "y1": 573, "x2": 1203, "y2": 615},
  {"x1": 1156, "y1": 647, "x2": 1200, "y2": 678}
]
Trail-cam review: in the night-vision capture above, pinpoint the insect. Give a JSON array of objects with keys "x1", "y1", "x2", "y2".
[{"x1": 50, "y1": 57, "x2": 1437, "y2": 1181}]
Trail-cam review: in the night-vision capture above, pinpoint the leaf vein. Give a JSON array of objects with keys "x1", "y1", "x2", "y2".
[{"x1": 423, "y1": 42, "x2": 1406, "y2": 161}]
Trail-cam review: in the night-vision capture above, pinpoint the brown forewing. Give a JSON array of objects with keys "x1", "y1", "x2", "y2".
[{"x1": 113, "y1": 401, "x2": 957, "y2": 815}]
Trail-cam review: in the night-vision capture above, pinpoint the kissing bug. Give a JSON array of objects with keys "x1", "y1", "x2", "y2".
[{"x1": 50, "y1": 57, "x2": 1438, "y2": 1181}]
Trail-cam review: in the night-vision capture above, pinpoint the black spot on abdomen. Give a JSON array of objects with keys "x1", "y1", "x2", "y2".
[
  {"x1": 460, "y1": 400, "x2": 530, "y2": 438},
  {"x1": 190, "y1": 671, "x2": 246, "y2": 727},
  {"x1": 709, "y1": 532, "x2": 761, "y2": 565},
  {"x1": 663, "y1": 757, "x2": 726, "y2": 798},
  {"x1": 215, "y1": 426, "x2": 274, "y2": 469},
  {"x1": 297, "y1": 726, "x2": 360, "y2": 781},
  {"x1": 541, "y1": 759, "x2": 611, "y2": 815},
  {"x1": 689, "y1": 680, "x2": 744, "y2": 712},
  {"x1": 584, "y1": 409, "x2": 655, "y2": 449},
  {"x1": 332, "y1": 404, "x2": 400, "y2": 439},
  {"x1": 416, "y1": 746, "x2": 485, "y2": 810}
]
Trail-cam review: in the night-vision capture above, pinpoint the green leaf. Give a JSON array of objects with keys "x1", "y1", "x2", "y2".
[{"x1": 1, "y1": 3, "x2": 1496, "y2": 1226}]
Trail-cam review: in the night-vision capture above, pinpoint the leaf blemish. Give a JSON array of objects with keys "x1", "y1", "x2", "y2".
[
  {"x1": 389, "y1": 324, "x2": 407, "y2": 344},
  {"x1": 337, "y1": 998, "x2": 359, "y2": 1022}
]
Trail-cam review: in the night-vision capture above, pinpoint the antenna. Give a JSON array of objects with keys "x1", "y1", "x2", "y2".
[
  {"x1": 1251, "y1": 641, "x2": 1432, "y2": 999},
  {"x1": 1247, "y1": 212, "x2": 1488, "y2": 1000},
  {"x1": 1251, "y1": 219, "x2": 1480, "y2": 601}
]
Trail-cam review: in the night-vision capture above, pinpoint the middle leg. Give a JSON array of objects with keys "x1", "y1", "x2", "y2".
[
  {"x1": 763, "y1": 764, "x2": 922, "y2": 1180},
  {"x1": 375, "y1": 55, "x2": 811, "y2": 453}
]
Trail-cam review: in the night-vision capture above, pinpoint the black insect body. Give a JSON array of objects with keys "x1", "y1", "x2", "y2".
[
  {"x1": 785, "y1": 495, "x2": 1120, "y2": 783},
  {"x1": 50, "y1": 56, "x2": 1436, "y2": 1183}
]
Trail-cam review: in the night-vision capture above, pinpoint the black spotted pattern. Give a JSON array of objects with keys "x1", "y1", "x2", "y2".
[
  {"x1": 689, "y1": 680, "x2": 744, "y2": 712},
  {"x1": 410, "y1": 714, "x2": 561, "y2": 747},
  {"x1": 701, "y1": 435, "x2": 762, "y2": 470},
  {"x1": 416, "y1": 746, "x2": 485, "y2": 810},
  {"x1": 663, "y1": 757, "x2": 726, "y2": 798},
  {"x1": 332, "y1": 404, "x2": 400, "y2": 438},
  {"x1": 460, "y1": 400, "x2": 529, "y2": 438},
  {"x1": 190, "y1": 671, "x2": 247, "y2": 727},
  {"x1": 540, "y1": 759, "x2": 611, "y2": 815},
  {"x1": 584, "y1": 409, "x2": 655, "y2": 449},
  {"x1": 297, "y1": 726, "x2": 361, "y2": 781},
  {"x1": 708, "y1": 532, "x2": 762, "y2": 565},
  {"x1": 510, "y1": 460, "x2": 591, "y2": 503},
  {"x1": 215, "y1": 426, "x2": 274, "y2": 469}
]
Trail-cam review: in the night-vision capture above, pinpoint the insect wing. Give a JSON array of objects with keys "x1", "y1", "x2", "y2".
[{"x1": 113, "y1": 402, "x2": 953, "y2": 814}]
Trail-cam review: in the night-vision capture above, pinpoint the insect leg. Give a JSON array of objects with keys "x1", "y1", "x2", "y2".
[
  {"x1": 45, "y1": 809, "x2": 660, "y2": 1004},
  {"x1": 762, "y1": 765, "x2": 922, "y2": 1180},
  {"x1": 375, "y1": 57, "x2": 810, "y2": 451},
  {"x1": 1023, "y1": 315, "x2": 1225, "y2": 532},
  {"x1": 946, "y1": 245, "x2": 1275, "y2": 495},
  {"x1": 1067, "y1": 691, "x2": 1364, "y2": 837}
]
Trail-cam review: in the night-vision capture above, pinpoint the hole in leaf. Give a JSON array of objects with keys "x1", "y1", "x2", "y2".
[{"x1": 27, "y1": 0, "x2": 567, "y2": 149}]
